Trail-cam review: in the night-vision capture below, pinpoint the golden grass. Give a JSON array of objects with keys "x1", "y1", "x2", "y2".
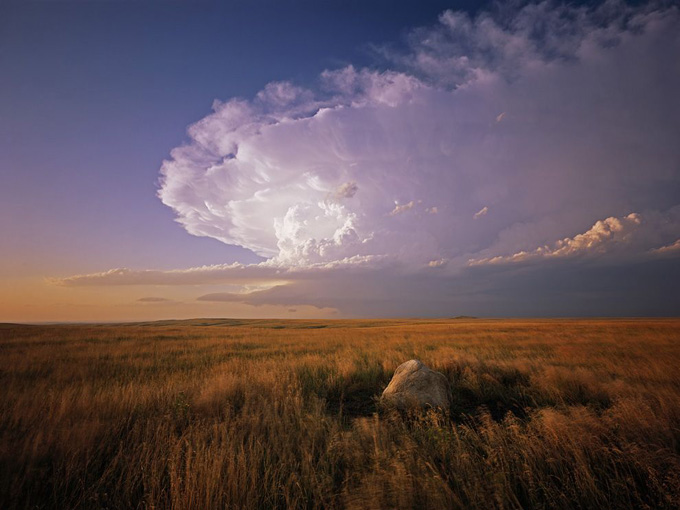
[{"x1": 1, "y1": 318, "x2": 679, "y2": 509}]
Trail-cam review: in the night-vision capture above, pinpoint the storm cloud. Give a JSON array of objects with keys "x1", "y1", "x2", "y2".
[{"x1": 60, "y1": 2, "x2": 680, "y2": 316}]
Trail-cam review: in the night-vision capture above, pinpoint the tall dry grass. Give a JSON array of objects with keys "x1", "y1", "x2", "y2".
[{"x1": 1, "y1": 319, "x2": 679, "y2": 509}]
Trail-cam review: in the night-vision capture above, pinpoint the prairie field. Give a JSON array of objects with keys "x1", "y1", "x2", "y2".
[{"x1": 1, "y1": 318, "x2": 679, "y2": 510}]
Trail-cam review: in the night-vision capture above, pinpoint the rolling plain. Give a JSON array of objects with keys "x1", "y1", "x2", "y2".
[{"x1": 1, "y1": 318, "x2": 679, "y2": 509}]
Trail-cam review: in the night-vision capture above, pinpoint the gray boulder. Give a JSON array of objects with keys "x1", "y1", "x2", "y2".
[{"x1": 381, "y1": 359, "x2": 451, "y2": 410}]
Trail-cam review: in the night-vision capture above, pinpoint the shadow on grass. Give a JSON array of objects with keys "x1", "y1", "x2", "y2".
[
  {"x1": 297, "y1": 355, "x2": 392, "y2": 419},
  {"x1": 298, "y1": 357, "x2": 615, "y2": 426},
  {"x1": 440, "y1": 360, "x2": 613, "y2": 422},
  {"x1": 438, "y1": 361, "x2": 536, "y2": 421}
]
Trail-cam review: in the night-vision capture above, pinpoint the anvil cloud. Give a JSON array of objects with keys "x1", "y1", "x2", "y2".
[{"x1": 158, "y1": 3, "x2": 680, "y2": 269}]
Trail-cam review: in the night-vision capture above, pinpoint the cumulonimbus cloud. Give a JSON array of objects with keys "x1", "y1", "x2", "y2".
[
  {"x1": 158, "y1": 1, "x2": 680, "y2": 273},
  {"x1": 55, "y1": 2, "x2": 680, "y2": 316}
]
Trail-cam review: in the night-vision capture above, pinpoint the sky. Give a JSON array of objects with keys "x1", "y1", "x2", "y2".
[{"x1": 1, "y1": 0, "x2": 679, "y2": 322}]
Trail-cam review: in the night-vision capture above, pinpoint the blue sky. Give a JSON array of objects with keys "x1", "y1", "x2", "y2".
[{"x1": 1, "y1": 0, "x2": 679, "y2": 321}]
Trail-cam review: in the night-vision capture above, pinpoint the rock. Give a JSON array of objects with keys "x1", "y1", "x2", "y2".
[{"x1": 381, "y1": 359, "x2": 451, "y2": 411}]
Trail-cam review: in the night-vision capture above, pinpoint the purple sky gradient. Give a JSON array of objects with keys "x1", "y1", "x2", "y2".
[{"x1": 1, "y1": 0, "x2": 679, "y2": 321}]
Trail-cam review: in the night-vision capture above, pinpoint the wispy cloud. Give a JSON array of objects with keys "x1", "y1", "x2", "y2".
[
  {"x1": 333, "y1": 181, "x2": 359, "y2": 199},
  {"x1": 473, "y1": 206, "x2": 488, "y2": 220},
  {"x1": 137, "y1": 297, "x2": 173, "y2": 303},
  {"x1": 53, "y1": 264, "x2": 289, "y2": 287},
  {"x1": 51, "y1": 256, "x2": 390, "y2": 287},
  {"x1": 389, "y1": 201, "x2": 417, "y2": 216},
  {"x1": 651, "y1": 239, "x2": 680, "y2": 255},
  {"x1": 427, "y1": 259, "x2": 447, "y2": 268},
  {"x1": 196, "y1": 285, "x2": 288, "y2": 305}
]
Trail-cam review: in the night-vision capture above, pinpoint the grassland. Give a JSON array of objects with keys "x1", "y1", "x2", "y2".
[{"x1": 1, "y1": 318, "x2": 679, "y2": 509}]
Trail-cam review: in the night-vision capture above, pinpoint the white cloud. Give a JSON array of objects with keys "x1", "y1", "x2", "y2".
[
  {"x1": 468, "y1": 212, "x2": 661, "y2": 266},
  {"x1": 427, "y1": 259, "x2": 447, "y2": 268},
  {"x1": 389, "y1": 200, "x2": 417, "y2": 216},
  {"x1": 51, "y1": 255, "x2": 390, "y2": 287},
  {"x1": 473, "y1": 206, "x2": 488, "y2": 219},
  {"x1": 53, "y1": 264, "x2": 285, "y2": 287},
  {"x1": 158, "y1": 2, "x2": 680, "y2": 275}
]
